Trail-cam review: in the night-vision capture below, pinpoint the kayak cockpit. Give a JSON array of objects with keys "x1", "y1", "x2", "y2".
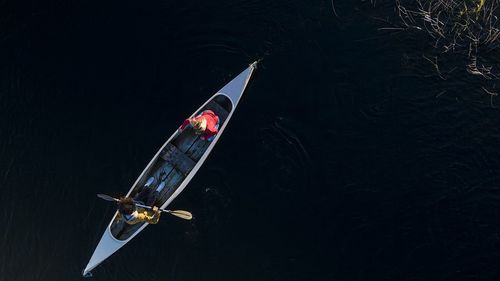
[{"x1": 110, "y1": 94, "x2": 233, "y2": 241}]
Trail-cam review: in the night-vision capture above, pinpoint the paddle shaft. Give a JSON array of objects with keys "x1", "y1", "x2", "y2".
[
  {"x1": 96, "y1": 194, "x2": 191, "y2": 217},
  {"x1": 134, "y1": 202, "x2": 171, "y2": 214}
]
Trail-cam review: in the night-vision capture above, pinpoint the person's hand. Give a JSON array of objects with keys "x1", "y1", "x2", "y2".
[{"x1": 153, "y1": 206, "x2": 159, "y2": 212}]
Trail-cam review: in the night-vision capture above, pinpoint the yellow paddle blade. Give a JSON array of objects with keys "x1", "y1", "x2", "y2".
[{"x1": 167, "y1": 210, "x2": 193, "y2": 220}]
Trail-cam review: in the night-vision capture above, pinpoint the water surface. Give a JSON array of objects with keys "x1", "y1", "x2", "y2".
[{"x1": 1, "y1": 0, "x2": 500, "y2": 280}]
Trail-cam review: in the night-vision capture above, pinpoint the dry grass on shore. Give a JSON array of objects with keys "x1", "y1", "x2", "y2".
[{"x1": 393, "y1": 0, "x2": 500, "y2": 79}]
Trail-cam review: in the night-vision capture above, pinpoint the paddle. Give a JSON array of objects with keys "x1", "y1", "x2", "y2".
[{"x1": 97, "y1": 194, "x2": 193, "y2": 220}]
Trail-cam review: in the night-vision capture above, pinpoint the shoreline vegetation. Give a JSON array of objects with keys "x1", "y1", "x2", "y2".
[
  {"x1": 393, "y1": 0, "x2": 500, "y2": 105},
  {"x1": 393, "y1": 0, "x2": 499, "y2": 79},
  {"x1": 333, "y1": 0, "x2": 500, "y2": 105}
]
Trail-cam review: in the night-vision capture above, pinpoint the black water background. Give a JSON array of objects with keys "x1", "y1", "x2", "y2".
[{"x1": 2, "y1": 0, "x2": 500, "y2": 280}]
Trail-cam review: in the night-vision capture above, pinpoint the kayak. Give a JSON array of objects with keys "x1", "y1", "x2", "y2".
[{"x1": 82, "y1": 62, "x2": 257, "y2": 277}]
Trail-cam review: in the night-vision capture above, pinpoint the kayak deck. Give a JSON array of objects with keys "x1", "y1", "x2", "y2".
[{"x1": 110, "y1": 95, "x2": 232, "y2": 240}]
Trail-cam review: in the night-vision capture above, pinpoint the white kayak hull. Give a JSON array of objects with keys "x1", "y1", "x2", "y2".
[{"x1": 83, "y1": 62, "x2": 257, "y2": 276}]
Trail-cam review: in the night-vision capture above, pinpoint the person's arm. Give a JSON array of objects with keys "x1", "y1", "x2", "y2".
[
  {"x1": 136, "y1": 208, "x2": 161, "y2": 224},
  {"x1": 117, "y1": 212, "x2": 138, "y2": 225},
  {"x1": 201, "y1": 126, "x2": 218, "y2": 141},
  {"x1": 179, "y1": 118, "x2": 191, "y2": 131}
]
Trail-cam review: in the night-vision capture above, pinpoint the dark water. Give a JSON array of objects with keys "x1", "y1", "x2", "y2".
[{"x1": 2, "y1": 0, "x2": 500, "y2": 280}]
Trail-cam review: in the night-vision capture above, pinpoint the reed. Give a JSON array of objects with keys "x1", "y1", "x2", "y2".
[{"x1": 394, "y1": 0, "x2": 500, "y2": 78}]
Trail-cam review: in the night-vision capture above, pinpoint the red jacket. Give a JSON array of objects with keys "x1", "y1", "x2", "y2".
[{"x1": 180, "y1": 110, "x2": 219, "y2": 141}]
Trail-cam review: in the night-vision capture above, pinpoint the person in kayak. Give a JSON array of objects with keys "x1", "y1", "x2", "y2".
[
  {"x1": 117, "y1": 171, "x2": 168, "y2": 225},
  {"x1": 179, "y1": 110, "x2": 219, "y2": 141},
  {"x1": 117, "y1": 197, "x2": 161, "y2": 225}
]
